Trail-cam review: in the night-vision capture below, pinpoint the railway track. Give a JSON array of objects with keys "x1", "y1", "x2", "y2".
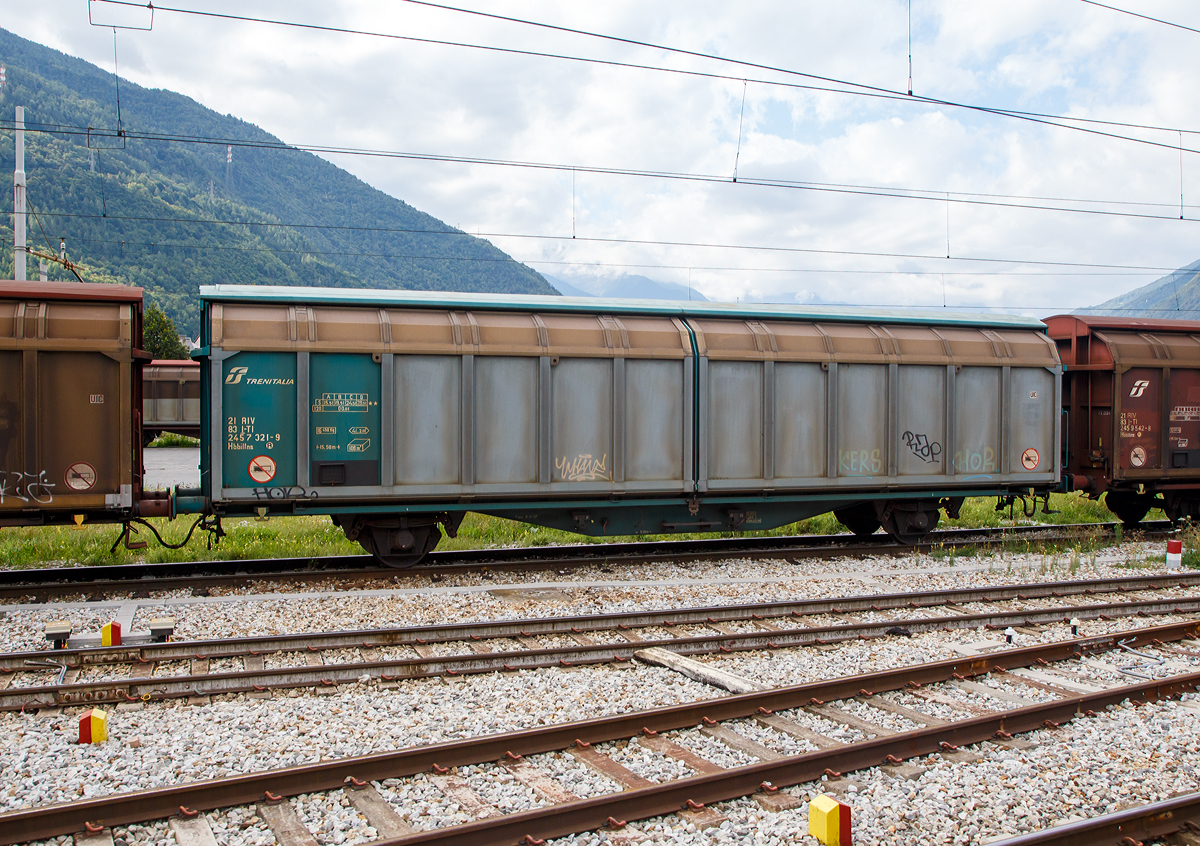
[
  {"x1": 993, "y1": 791, "x2": 1200, "y2": 844},
  {"x1": 4, "y1": 571, "x2": 1199, "y2": 711},
  {"x1": 0, "y1": 520, "x2": 1171, "y2": 602},
  {"x1": 3, "y1": 618, "x2": 1198, "y2": 846}
]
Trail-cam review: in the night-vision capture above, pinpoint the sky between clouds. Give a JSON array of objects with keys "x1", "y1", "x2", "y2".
[{"x1": 2, "y1": 0, "x2": 1199, "y2": 313}]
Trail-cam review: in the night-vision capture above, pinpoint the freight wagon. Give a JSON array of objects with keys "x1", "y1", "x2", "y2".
[
  {"x1": 1046, "y1": 314, "x2": 1200, "y2": 525},
  {"x1": 142, "y1": 360, "x2": 200, "y2": 443},
  {"x1": 194, "y1": 286, "x2": 1063, "y2": 565},
  {"x1": 0, "y1": 280, "x2": 147, "y2": 526}
]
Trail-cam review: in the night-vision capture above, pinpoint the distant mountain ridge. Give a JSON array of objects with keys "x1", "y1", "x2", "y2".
[
  {"x1": 1079, "y1": 259, "x2": 1200, "y2": 318},
  {"x1": 544, "y1": 273, "x2": 708, "y2": 301},
  {"x1": 0, "y1": 27, "x2": 554, "y2": 331}
]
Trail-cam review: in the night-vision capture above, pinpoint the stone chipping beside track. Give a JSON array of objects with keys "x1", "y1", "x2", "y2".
[
  {"x1": 0, "y1": 539, "x2": 1174, "y2": 651},
  {"x1": 4, "y1": 541, "x2": 1198, "y2": 846}
]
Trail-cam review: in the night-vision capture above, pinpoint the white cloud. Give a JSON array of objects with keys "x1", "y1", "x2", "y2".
[{"x1": 2, "y1": 0, "x2": 1199, "y2": 312}]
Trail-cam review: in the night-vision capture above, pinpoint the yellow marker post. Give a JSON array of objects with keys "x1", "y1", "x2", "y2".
[
  {"x1": 809, "y1": 793, "x2": 851, "y2": 845},
  {"x1": 101, "y1": 621, "x2": 121, "y2": 647},
  {"x1": 78, "y1": 708, "x2": 108, "y2": 743}
]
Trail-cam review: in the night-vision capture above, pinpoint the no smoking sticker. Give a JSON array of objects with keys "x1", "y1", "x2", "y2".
[
  {"x1": 248, "y1": 455, "x2": 277, "y2": 484},
  {"x1": 65, "y1": 462, "x2": 97, "y2": 491},
  {"x1": 1130, "y1": 446, "x2": 1147, "y2": 468},
  {"x1": 1020, "y1": 448, "x2": 1040, "y2": 471}
]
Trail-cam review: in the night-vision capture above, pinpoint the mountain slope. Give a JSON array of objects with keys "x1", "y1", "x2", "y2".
[
  {"x1": 0, "y1": 28, "x2": 554, "y2": 331},
  {"x1": 543, "y1": 273, "x2": 709, "y2": 301},
  {"x1": 1079, "y1": 259, "x2": 1200, "y2": 318}
]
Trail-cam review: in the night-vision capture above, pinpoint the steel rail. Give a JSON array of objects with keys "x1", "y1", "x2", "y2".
[
  {"x1": 5, "y1": 570, "x2": 1197, "y2": 671},
  {"x1": 0, "y1": 520, "x2": 1169, "y2": 601},
  {"x1": 4, "y1": 593, "x2": 1198, "y2": 710},
  {"x1": 989, "y1": 791, "x2": 1200, "y2": 845},
  {"x1": 1, "y1": 619, "x2": 1195, "y2": 845},
  {"x1": 373, "y1": 672, "x2": 1200, "y2": 846}
]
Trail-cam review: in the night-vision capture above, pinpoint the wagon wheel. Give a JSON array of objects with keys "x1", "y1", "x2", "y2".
[
  {"x1": 834, "y1": 502, "x2": 882, "y2": 537},
  {"x1": 880, "y1": 501, "x2": 940, "y2": 545},
  {"x1": 1105, "y1": 490, "x2": 1155, "y2": 528},
  {"x1": 357, "y1": 522, "x2": 443, "y2": 568}
]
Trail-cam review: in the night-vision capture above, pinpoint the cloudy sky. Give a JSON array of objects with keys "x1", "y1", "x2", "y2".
[{"x1": 2, "y1": 0, "x2": 1199, "y2": 312}]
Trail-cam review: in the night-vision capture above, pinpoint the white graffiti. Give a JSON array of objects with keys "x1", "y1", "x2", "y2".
[
  {"x1": 556, "y1": 453, "x2": 610, "y2": 482},
  {"x1": 0, "y1": 469, "x2": 55, "y2": 504}
]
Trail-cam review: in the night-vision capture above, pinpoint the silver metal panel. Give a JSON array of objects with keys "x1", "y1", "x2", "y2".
[
  {"x1": 1001, "y1": 366, "x2": 1012, "y2": 475},
  {"x1": 944, "y1": 364, "x2": 956, "y2": 480},
  {"x1": 157, "y1": 397, "x2": 180, "y2": 423},
  {"x1": 708, "y1": 360, "x2": 763, "y2": 480},
  {"x1": 1008, "y1": 366, "x2": 1056, "y2": 476},
  {"x1": 837, "y1": 364, "x2": 887, "y2": 478},
  {"x1": 625, "y1": 359, "x2": 685, "y2": 483},
  {"x1": 774, "y1": 362, "x2": 826, "y2": 480},
  {"x1": 380, "y1": 354, "x2": 394, "y2": 487},
  {"x1": 826, "y1": 362, "x2": 838, "y2": 480},
  {"x1": 475, "y1": 356, "x2": 538, "y2": 484},
  {"x1": 612, "y1": 358, "x2": 626, "y2": 483},
  {"x1": 954, "y1": 366, "x2": 1001, "y2": 477},
  {"x1": 696, "y1": 357, "x2": 707, "y2": 490},
  {"x1": 551, "y1": 357, "x2": 614, "y2": 483},
  {"x1": 183, "y1": 398, "x2": 200, "y2": 423},
  {"x1": 394, "y1": 355, "x2": 462, "y2": 486},
  {"x1": 461, "y1": 355, "x2": 474, "y2": 488},
  {"x1": 1053, "y1": 365, "x2": 1063, "y2": 479},
  {"x1": 888, "y1": 363, "x2": 898, "y2": 477},
  {"x1": 763, "y1": 360, "x2": 775, "y2": 482},
  {"x1": 897, "y1": 365, "x2": 946, "y2": 476},
  {"x1": 683, "y1": 357, "x2": 695, "y2": 489},
  {"x1": 539, "y1": 356, "x2": 551, "y2": 485}
]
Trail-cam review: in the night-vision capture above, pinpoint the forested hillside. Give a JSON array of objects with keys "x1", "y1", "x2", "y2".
[{"x1": 0, "y1": 28, "x2": 554, "y2": 333}]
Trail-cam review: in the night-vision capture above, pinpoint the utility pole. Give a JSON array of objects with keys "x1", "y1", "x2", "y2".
[{"x1": 14, "y1": 106, "x2": 26, "y2": 282}]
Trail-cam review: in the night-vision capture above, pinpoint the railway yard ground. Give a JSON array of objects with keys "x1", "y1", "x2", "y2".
[{"x1": 3, "y1": 520, "x2": 1200, "y2": 845}]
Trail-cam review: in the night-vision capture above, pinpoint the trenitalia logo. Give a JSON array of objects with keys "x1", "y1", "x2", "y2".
[
  {"x1": 224, "y1": 367, "x2": 294, "y2": 386},
  {"x1": 1129, "y1": 379, "x2": 1151, "y2": 398}
]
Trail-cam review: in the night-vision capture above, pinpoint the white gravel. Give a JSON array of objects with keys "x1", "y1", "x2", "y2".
[{"x1": 5, "y1": 542, "x2": 1199, "y2": 846}]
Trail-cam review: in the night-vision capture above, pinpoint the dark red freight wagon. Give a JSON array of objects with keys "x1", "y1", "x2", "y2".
[{"x1": 1045, "y1": 314, "x2": 1200, "y2": 525}]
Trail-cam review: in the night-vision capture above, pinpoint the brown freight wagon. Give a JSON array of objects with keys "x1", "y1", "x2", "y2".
[
  {"x1": 142, "y1": 359, "x2": 200, "y2": 443},
  {"x1": 1045, "y1": 314, "x2": 1200, "y2": 525},
  {"x1": 0, "y1": 280, "x2": 148, "y2": 526}
]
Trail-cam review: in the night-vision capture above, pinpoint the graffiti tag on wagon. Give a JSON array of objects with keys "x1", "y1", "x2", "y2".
[
  {"x1": 839, "y1": 448, "x2": 882, "y2": 475},
  {"x1": 0, "y1": 469, "x2": 55, "y2": 504},
  {"x1": 902, "y1": 431, "x2": 942, "y2": 463},
  {"x1": 252, "y1": 486, "x2": 320, "y2": 501},
  {"x1": 556, "y1": 453, "x2": 611, "y2": 481},
  {"x1": 953, "y1": 447, "x2": 997, "y2": 473}
]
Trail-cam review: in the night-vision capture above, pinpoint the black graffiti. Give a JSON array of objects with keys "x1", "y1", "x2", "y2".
[
  {"x1": 902, "y1": 431, "x2": 943, "y2": 463},
  {"x1": 252, "y1": 486, "x2": 320, "y2": 501},
  {"x1": 0, "y1": 469, "x2": 55, "y2": 504}
]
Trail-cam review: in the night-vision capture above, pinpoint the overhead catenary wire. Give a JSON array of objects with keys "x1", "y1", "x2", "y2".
[
  {"x1": 1079, "y1": 0, "x2": 1200, "y2": 36},
  {"x1": 15, "y1": 218, "x2": 1190, "y2": 273},
  {"x1": 86, "y1": 0, "x2": 1200, "y2": 155},
  {"x1": 4, "y1": 121, "x2": 1198, "y2": 225}
]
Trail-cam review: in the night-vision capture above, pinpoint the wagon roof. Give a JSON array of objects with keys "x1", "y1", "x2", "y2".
[
  {"x1": 0, "y1": 279, "x2": 143, "y2": 302},
  {"x1": 1044, "y1": 313, "x2": 1200, "y2": 335},
  {"x1": 199, "y1": 285, "x2": 1046, "y2": 330}
]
